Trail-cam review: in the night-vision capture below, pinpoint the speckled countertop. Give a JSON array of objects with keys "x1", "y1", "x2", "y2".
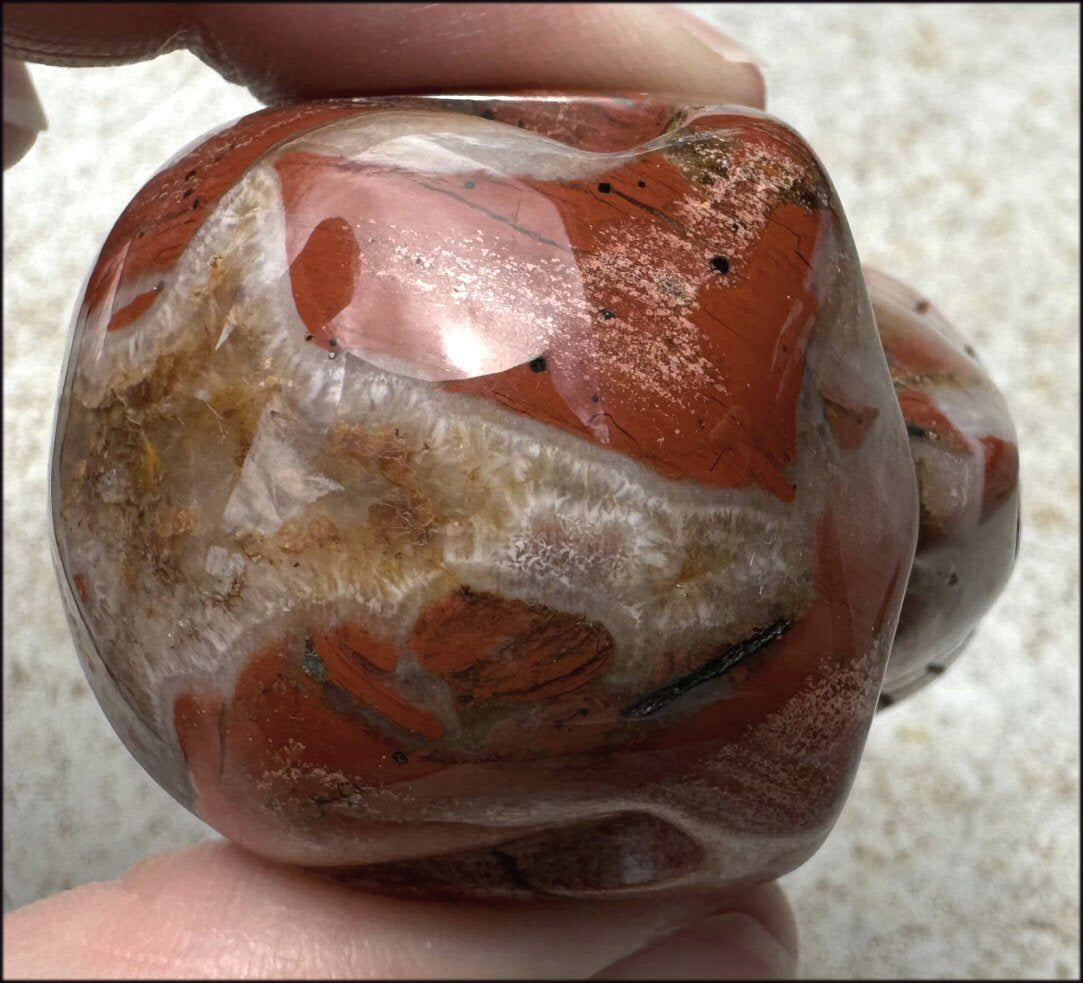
[{"x1": 3, "y1": 4, "x2": 1078, "y2": 978}]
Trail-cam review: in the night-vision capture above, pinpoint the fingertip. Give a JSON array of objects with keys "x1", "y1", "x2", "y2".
[
  {"x1": 4, "y1": 121, "x2": 37, "y2": 168},
  {"x1": 661, "y1": 5, "x2": 765, "y2": 67},
  {"x1": 658, "y1": 5, "x2": 767, "y2": 109},
  {"x1": 594, "y1": 910, "x2": 797, "y2": 980},
  {"x1": 193, "y1": 3, "x2": 768, "y2": 108},
  {"x1": 595, "y1": 880, "x2": 798, "y2": 980},
  {"x1": 745, "y1": 878, "x2": 800, "y2": 966},
  {"x1": 3, "y1": 58, "x2": 47, "y2": 169},
  {"x1": 3, "y1": 4, "x2": 768, "y2": 113}
]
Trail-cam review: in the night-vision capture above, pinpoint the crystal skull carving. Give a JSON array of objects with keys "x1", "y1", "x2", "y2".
[{"x1": 50, "y1": 94, "x2": 1019, "y2": 896}]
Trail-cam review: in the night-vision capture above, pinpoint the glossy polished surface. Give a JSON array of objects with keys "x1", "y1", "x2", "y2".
[
  {"x1": 50, "y1": 93, "x2": 1012, "y2": 896},
  {"x1": 869, "y1": 267, "x2": 1020, "y2": 703}
]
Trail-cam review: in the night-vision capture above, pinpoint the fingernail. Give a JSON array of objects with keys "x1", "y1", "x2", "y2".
[
  {"x1": 663, "y1": 6, "x2": 768, "y2": 69},
  {"x1": 596, "y1": 911, "x2": 798, "y2": 980}
]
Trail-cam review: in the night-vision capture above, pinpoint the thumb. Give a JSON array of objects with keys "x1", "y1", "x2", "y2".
[
  {"x1": 3, "y1": 3, "x2": 765, "y2": 108},
  {"x1": 595, "y1": 909, "x2": 798, "y2": 979},
  {"x1": 4, "y1": 3, "x2": 765, "y2": 169},
  {"x1": 2, "y1": 58, "x2": 47, "y2": 168},
  {"x1": 3, "y1": 840, "x2": 797, "y2": 979}
]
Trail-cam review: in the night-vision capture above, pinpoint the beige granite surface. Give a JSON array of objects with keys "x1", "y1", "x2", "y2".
[{"x1": 3, "y1": 4, "x2": 1079, "y2": 978}]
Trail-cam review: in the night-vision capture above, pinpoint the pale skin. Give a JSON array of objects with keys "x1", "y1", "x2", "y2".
[{"x1": 3, "y1": 4, "x2": 797, "y2": 978}]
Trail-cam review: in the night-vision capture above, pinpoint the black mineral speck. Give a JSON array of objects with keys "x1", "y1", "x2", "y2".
[
  {"x1": 393, "y1": 751, "x2": 409, "y2": 764},
  {"x1": 304, "y1": 334, "x2": 314, "y2": 341},
  {"x1": 529, "y1": 356, "x2": 547, "y2": 373},
  {"x1": 599, "y1": 308, "x2": 616, "y2": 320},
  {"x1": 710, "y1": 255, "x2": 730, "y2": 274},
  {"x1": 621, "y1": 618, "x2": 791, "y2": 718},
  {"x1": 328, "y1": 338, "x2": 338, "y2": 347},
  {"x1": 637, "y1": 180, "x2": 646, "y2": 188},
  {"x1": 465, "y1": 180, "x2": 475, "y2": 190},
  {"x1": 481, "y1": 108, "x2": 496, "y2": 120},
  {"x1": 591, "y1": 394, "x2": 600, "y2": 403},
  {"x1": 598, "y1": 182, "x2": 612, "y2": 194}
]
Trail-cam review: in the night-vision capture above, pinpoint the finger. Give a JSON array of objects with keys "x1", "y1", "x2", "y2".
[
  {"x1": 594, "y1": 912, "x2": 797, "y2": 979},
  {"x1": 2, "y1": 58, "x2": 47, "y2": 168},
  {"x1": 2, "y1": 3, "x2": 764, "y2": 107},
  {"x1": 2, "y1": 840, "x2": 796, "y2": 979}
]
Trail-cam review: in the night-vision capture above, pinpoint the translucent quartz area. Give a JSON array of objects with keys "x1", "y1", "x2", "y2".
[{"x1": 50, "y1": 94, "x2": 1013, "y2": 897}]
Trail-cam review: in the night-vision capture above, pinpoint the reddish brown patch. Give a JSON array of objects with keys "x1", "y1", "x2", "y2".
[
  {"x1": 93, "y1": 96, "x2": 681, "y2": 336},
  {"x1": 272, "y1": 150, "x2": 578, "y2": 368},
  {"x1": 642, "y1": 509, "x2": 908, "y2": 832},
  {"x1": 228, "y1": 106, "x2": 831, "y2": 502},
  {"x1": 645, "y1": 515, "x2": 848, "y2": 748},
  {"x1": 821, "y1": 390, "x2": 880, "y2": 450},
  {"x1": 877, "y1": 305, "x2": 981, "y2": 385},
  {"x1": 338, "y1": 621, "x2": 399, "y2": 672},
  {"x1": 311, "y1": 628, "x2": 444, "y2": 740},
  {"x1": 897, "y1": 389, "x2": 971, "y2": 453},
  {"x1": 443, "y1": 125, "x2": 831, "y2": 502},
  {"x1": 173, "y1": 641, "x2": 443, "y2": 811},
  {"x1": 897, "y1": 388, "x2": 981, "y2": 549},
  {"x1": 289, "y1": 215, "x2": 360, "y2": 338},
  {"x1": 91, "y1": 101, "x2": 367, "y2": 332},
  {"x1": 410, "y1": 588, "x2": 613, "y2": 704},
  {"x1": 107, "y1": 287, "x2": 160, "y2": 332},
  {"x1": 646, "y1": 505, "x2": 903, "y2": 750},
  {"x1": 73, "y1": 572, "x2": 90, "y2": 606},
  {"x1": 979, "y1": 435, "x2": 1019, "y2": 521}
]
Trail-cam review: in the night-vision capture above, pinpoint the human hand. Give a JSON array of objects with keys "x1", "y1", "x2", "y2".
[
  {"x1": 2, "y1": 4, "x2": 797, "y2": 978},
  {"x1": 4, "y1": 840, "x2": 796, "y2": 978},
  {"x1": 3, "y1": 2, "x2": 763, "y2": 169}
]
